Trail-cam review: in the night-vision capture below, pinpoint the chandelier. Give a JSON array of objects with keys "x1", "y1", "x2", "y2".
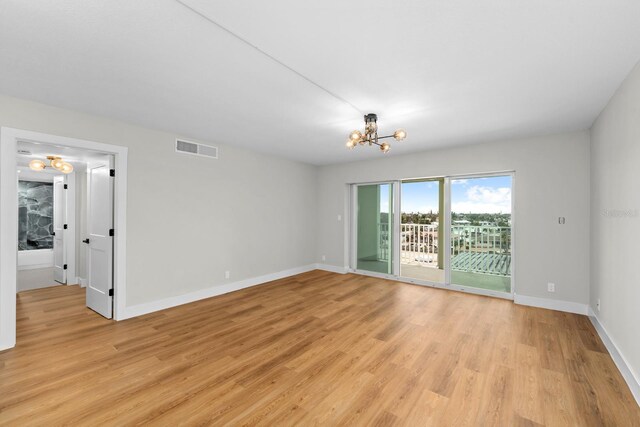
[
  {"x1": 346, "y1": 113, "x2": 406, "y2": 153},
  {"x1": 29, "y1": 156, "x2": 74, "y2": 174}
]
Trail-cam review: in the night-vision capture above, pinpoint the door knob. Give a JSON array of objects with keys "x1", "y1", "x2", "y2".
[{"x1": 82, "y1": 239, "x2": 90, "y2": 244}]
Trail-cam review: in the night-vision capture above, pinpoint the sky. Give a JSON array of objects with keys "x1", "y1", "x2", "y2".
[{"x1": 400, "y1": 175, "x2": 512, "y2": 214}]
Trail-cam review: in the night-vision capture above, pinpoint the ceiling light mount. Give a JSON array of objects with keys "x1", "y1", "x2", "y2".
[{"x1": 346, "y1": 113, "x2": 406, "y2": 154}]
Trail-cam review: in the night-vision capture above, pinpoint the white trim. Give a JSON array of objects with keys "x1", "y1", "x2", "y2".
[
  {"x1": 392, "y1": 181, "x2": 401, "y2": 275},
  {"x1": 342, "y1": 184, "x2": 351, "y2": 271},
  {"x1": 0, "y1": 129, "x2": 18, "y2": 351},
  {"x1": 510, "y1": 172, "x2": 516, "y2": 296},
  {"x1": 0, "y1": 128, "x2": 128, "y2": 351},
  {"x1": 443, "y1": 177, "x2": 452, "y2": 285},
  {"x1": 121, "y1": 264, "x2": 317, "y2": 320},
  {"x1": 514, "y1": 294, "x2": 589, "y2": 315},
  {"x1": 349, "y1": 184, "x2": 357, "y2": 270},
  {"x1": 65, "y1": 173, "x2": 77, "y2": 285},
  {"x1": 316, "y1": 263, "x2": 349, "y2": 274},
  {"x1": 588, "y1": 308, "x2": 640, "y2": 405},
  {"x1": 77, "y1": 277, "x2": 87, "y2": 288}
]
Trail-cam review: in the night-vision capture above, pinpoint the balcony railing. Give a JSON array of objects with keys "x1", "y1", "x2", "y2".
[
  {"x1": 450, "y1": 225, "x2": 511, "y2": 276},
  {"x1": 377, "y1": 223, "x2": 511, "y2": 276},
  {"x1": 401, "y1": 223, "x2": 438, "y2": 265}
]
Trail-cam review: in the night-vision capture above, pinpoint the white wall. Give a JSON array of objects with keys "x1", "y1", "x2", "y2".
[
  {"x1": 17, "y1": 268, "x2": 58, "y2": 292},
  {"x1": 316, "y1": 131, "x2": 591, "y2": 306},
  {"x1": 0, "y1": 94, "x2": 318, "y2": 307},
  {"x1": 590, "y1": 61, "x2": 640, "y2": 383}
]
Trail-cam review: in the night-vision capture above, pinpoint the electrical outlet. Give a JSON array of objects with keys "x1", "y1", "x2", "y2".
[
  {"x1": 225, "y1": 271, "x2": 230, "y2": 279},
  {"x1": 337, "y1": 214, "x2": 342, "y2": 221},
  {"x1": 322, "y1": 255, "x2": 326, "y2": 262},
  {"x1": 596, "y1": 299, "x2": 601, "y2": 312},
  {"x1": 547, "y1": 282, "x2": 555, "y2": 292}
]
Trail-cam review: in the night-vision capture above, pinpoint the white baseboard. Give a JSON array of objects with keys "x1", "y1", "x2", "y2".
[
  {"x1": 77, "y1": 277, "x2": 87, "y2": 288},
  {"x1": 588, "y1": 307, "x2": 640, "y2": 405},
  {"x1": 314, "y1": 263, "x2": 348, "y2": 274},
  {"x1": 514, "y1": 294, "x2": 589, "y2": 315},
  {"x1": 120, "y1": 264, "x2": 317, "y2": 320}
]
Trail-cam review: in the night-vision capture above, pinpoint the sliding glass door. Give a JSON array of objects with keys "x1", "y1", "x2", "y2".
[
  {"x1": 400, "y1": 178, "x2": 445, "y2": 284},
  {"x1": 352, "y1": 173, "x2": 513, "y2": 298},
  {"x1": 450, "y1": 175, "x2": 512, "y2": 293},
  {"x1": 355, "y1": 183, "x2": 394, "y2": 274}
]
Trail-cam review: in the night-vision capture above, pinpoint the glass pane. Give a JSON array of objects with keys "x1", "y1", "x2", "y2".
[
  {"x1": 357, "y1": 184, "x2": 393, "y2": 274},
  {"x1": 450, "y1": 175, "x2": 512, "y2": 293},
  {"x1": 400, "y1": 179, "x2": 445, "y2": 283},
  {"x1": 18, "y1": 180, "x2": 54, "y2": 251}
]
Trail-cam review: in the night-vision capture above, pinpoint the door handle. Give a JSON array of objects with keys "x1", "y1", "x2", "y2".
[
  {"x1": 51, "y1": 232, "x2": 55, "y2": 236},
  {"x1": 82, "y1": 239, "x2": 90, "y2": 244}
]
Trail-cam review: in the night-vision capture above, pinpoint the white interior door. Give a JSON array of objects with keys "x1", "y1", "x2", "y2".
[
  {"x1": 86, "y1": 157, "x2": 114, "y2": 318},
  {"x1": 53, "y1": 175, "x2": 67, "y2": 284}
]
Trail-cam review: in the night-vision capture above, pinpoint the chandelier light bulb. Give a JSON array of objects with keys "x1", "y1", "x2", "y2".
[
  {"x1": 345, "y1": 140, "x2": 356, "y2": 149},
  {"x1": 349, "y1": 130, "x2": 362, "y2": 142},
  {"x1": 59, "y1": 162, "x2": 74, "y2": 174},
  {"x1": 50, "y1": 157, "x2": 65, "y2": 170},
  {"x1": 393, "y1": 129, "x2": 407, "y2": 141},
  {"x1": 60, "y1": 162, "x2": 74, "y2": 174},
  {"x1": 29, "y1": 159, "x2": 46, "y2": 171},
  {"x1": 380, "y1": 142, "x2": 390, "y2": 153}
]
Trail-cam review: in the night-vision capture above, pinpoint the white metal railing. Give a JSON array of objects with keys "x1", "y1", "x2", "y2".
[
  {"x1": 401, "y1": 224, "x2": 439, "y2": 265},
  {"x1": 376, "y1": 223, "x2": 511, "y2": 276},
  {"x1": 401, "y1": 223, "x2": 511, "y2": 276},
  {"x1": 450, "y1": 225, "x2": 511, "y2": 255},
  {"x1": 450, "y1": 225, "x2": 511, "y2": 275}
]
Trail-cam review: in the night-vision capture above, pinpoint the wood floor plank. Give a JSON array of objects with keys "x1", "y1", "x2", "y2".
[{"x1": 1, "y1": 270, "x2": 639, "y2": 426}]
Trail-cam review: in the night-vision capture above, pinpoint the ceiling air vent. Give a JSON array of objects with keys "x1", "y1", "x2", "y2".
[{"x1": 175, "y1": 139, "x2": 218, "y2": 159}]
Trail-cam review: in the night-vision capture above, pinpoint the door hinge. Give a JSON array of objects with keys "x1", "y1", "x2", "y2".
[
  {"x1": 63, "y1": 264, "x2": 68, "y2": 270},
  {"x1": 109, "y1": 229, "x2": 114, "y2": 237},
  {"x1": 64, "y1": 184, "x2": 68, "y2": 190},
  {"x1": 63, "y1": 224, "x2": 68, "y2": 229},
  {"x1": 110, "y1": 169, "x2": 115, "y2": 177},
  {"x1": 108, "y1": 289, "x2": 114, "y2": 297}
]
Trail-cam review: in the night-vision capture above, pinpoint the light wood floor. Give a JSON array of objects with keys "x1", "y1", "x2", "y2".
[{"x1": 1, "y1": 270, "x2": 638, "y2": 426}]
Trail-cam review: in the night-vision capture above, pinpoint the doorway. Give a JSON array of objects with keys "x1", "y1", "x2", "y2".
[
  {"x1": 0, "y1": 128, "x2": 128, "y2": 351},
  {"x1": 16, "y1": 141, "x2": 116, "y2": 317},
  {"x1": 350, "y1": 172, "x2": 514, "y2": 299}
]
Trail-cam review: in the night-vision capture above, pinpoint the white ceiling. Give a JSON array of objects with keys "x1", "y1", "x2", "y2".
[
  {"x1": 1, "y1": 0, "x2": 639, "y2": 165},
  {"x1": 16, "y1": 141, "x2": 109, "y2": 170}
]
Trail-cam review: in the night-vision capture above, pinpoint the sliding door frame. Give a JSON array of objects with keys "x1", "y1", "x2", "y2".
[
  {"x1": 349, "y1": 181, "x2": 398, "y2": 278},
  {"x1": 348, "y1": 171, "x2": 515, "y2": 301}
]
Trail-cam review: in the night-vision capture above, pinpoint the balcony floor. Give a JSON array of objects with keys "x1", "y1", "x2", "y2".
[{"x1": 400, "y1": 263, "x2": 445, "y2": 283}]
